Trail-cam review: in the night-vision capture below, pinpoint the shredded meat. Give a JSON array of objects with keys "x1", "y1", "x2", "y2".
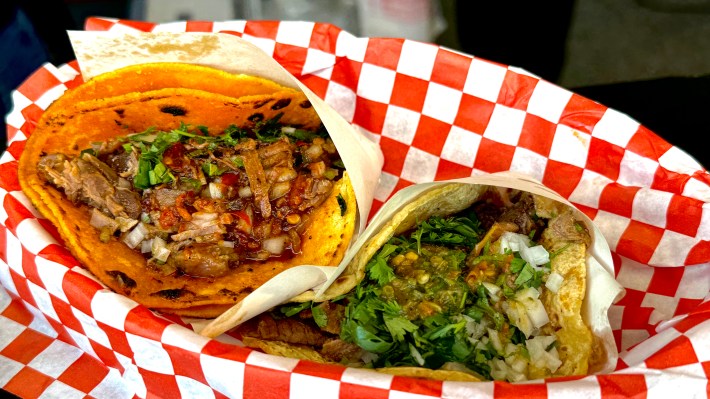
[
  {"x1": 541, "y1": 211, "x2": 591, "y2": 248},
  {"x1": 241, "y1": 149, "x2": 272, "y2": 218},
  {"x1": 38, "y1": 153, "x2": 142, "y2": 220},
  {"x1": 497, "y1": 193, "x2": 541, "y2": 236}
]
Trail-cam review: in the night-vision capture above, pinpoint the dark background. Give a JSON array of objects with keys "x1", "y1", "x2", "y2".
[{"x1": 2, "y1": 0, "x2": 709, "y2": 167}]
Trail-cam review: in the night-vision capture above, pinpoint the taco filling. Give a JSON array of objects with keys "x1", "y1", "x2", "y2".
[
  {"x1": 36, "y1": 116, "x2": 345, "y2": 279},
  {"x1": 237, "y1": 188, "x2": 593, "y2": 382}
]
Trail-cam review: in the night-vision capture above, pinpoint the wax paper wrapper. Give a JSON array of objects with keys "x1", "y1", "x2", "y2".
[{"x1": 1, "y1": 17, "x2": 709, "y2": 399}]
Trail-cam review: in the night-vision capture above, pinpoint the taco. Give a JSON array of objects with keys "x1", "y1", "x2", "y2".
[
  {"x1": 231, "y1": 183, "x2": 603, "y2": 382},
  {"x1": 17, "y1": 68, "x2": 357, "y2": 318}
]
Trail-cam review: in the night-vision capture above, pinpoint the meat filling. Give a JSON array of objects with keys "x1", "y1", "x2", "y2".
[{"x1": 37, "y1": 121, "x2": 344, "y2": 279}]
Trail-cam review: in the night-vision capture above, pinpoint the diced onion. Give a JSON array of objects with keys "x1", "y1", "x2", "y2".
[
  {"x1": 269, "y1": 181, "x2": 291, "y2": 200},
  {"x1": 304, "y1": 143, "x2": 323, "y2": 160},
  {"x1": 220, "y1": 240, "x2": 235, "y2": 248},
  {"x1": 489, "y1": 359, "x2": 508, "y2": 381},
  {"x1": 499, "y1": 232, "x2": 549, "y2": 267},
  {"x1": 151, "y1": 236, "x2": 171, "y2": 263},
  {"x1": 360, "y1": 351, "x2": 379, "y2": 364},
  {"x1": 508, "y1": 355, "x2": 528, "y2": 374},
  {"x1": 482, "y1": 282, "x2": 501, "y2": 297},
  {"x1": 545, "y1": 272, "x2": 564, "y2": 293},
  {"x1": 488, "y1": 328, "x2": 503, "y2": 353},
  {"x1": 140, "y1": 212, "x2": 151, "y2": 223},
  {"x1": 208, "y1": 182, "x2": 224, "y2": 199},
  {"x1": 141, "y1": 239, "x2": 153, "y2": 254},
  {"x1": 516, "y1": 286, "x2": 540, "y2": 301},
  {"x1": 519, "y1": 244, "x2": 550, "y2": 267},
  {"x1": 238, "y1": 186, "x2": 252, "y2": 198},
  {"x1": 123, "y1": 222, "x2": 148, "y2": 249},
  {"x1": 499, "y1": 232, "x2": 530, "y2": 252},
  {"x1": 262, "y1": 235, "x2": 288, "y2": 255},
  {"x1": 524, "y1": 298, "x2": 550, "y2": 329},
  {"x1": 526, "y1": 336, "x2": 562, "y2": 372},
  {"x1": 462, "y1": 314, "x2": 488, "y2": 341},
  {"x1": 516, "y1": 287, "x2": 549, "y2": 329},
  {"x1": 151, "y1": 236, "x2": 166, "y2": 253},
  {"x1": 115, "y1": 216, "x2": 139, "y2": 233}
]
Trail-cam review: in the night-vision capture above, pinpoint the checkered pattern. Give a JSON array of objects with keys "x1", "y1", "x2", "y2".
[{"x1": 1, "y1": 17, "x2": 709, "y2": 399}]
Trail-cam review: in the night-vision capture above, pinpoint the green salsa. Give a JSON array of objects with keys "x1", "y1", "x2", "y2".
[{"x1": 381, "y1": 245, "x2": 468, "y2": 320}]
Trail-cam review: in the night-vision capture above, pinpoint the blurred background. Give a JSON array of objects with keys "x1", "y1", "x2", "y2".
[{"x1": 2, "y1": 0, "x2": 710, "y2": 165}]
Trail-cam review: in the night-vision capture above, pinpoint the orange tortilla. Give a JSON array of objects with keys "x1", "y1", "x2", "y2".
[{"x1": 49, "y1": 62, "x2": 296, "y2": 114}]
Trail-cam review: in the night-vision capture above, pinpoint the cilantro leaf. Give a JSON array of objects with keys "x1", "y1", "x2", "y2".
[
  {"x1": 411, "y1": 215, "x2": 482, "y2": 252},
  {"x1": 366, "y1": 244, "x2": 398, "y2": 285}
]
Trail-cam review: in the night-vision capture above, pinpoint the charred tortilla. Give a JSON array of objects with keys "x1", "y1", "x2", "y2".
[
  {"x1": 18, "y1": 72, "x2": 357, "y2": 318},
  {"x1": 234, "y1": 183, "x2": 598, "y2": 382}
]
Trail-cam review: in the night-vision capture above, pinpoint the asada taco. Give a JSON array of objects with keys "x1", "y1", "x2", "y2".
[
  {"x1": 17, "y1": 65, "x2": 357, "y2": 318},
  {"x1": 230, "y1": 182, "x2": 610, "y2": 382}
]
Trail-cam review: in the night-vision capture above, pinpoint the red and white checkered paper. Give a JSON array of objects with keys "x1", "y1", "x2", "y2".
[{"x1": 1, "y1": 17, "x2": 709, "y2": 399}]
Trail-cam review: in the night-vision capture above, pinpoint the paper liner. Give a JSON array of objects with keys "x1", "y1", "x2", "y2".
[{"x1": 1, "y1": 17, "x2": 709, "y2": 399}]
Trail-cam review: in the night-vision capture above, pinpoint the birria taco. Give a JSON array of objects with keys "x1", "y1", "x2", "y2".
[
  {"x1": 231, "y1": 183, "x2": 606, "y2": 382},
  {"x1": 17, "y1": 64, "x2": 357, "y2": 318}
]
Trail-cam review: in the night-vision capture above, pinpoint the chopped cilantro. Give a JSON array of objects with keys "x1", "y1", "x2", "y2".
[
  {"x1": 201, "y1": 162, "x2": 224, "y2": 177},
  {"x1": 280, "y1": 301, "x2": 311, "y2": 317},
  {"x1": 311, "y1": 305, "x2": 328, "y2": 328}
]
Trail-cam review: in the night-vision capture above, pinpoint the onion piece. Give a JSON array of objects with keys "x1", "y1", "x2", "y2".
[
  {"x1": 208, "y1": 182, "x2": 224, "y2": 199},
  {"x1": 262, "y1": 235, "x2": 289, "y2": 255},
  {"x1": 269, "y1": 181, "x2": 291, "y2": 200},
  {"x1": 238, "y1": 186, "x2": 252, "y2": 198},
  {"x1": 519, "y1": 244, "x2": 550, "y2": 268},
  {"x1": 488, "y1": 328, "x2": 503, "y2": 353},
  {"x1": 545, "y1": 272, "x2": 564, "y2": 293},
  {"x1": 489, "y1": 359, "x2": 508, "y2": 381},
  {"x1": 151, "y1": 236, "x2": 171, "y2": 263},
  {"x1": 123, "y1": 222, "x2": 148, "y2": 249},
  {"x1": 482, "y1": 282, "x2": 501, "y2": 297},
  {"x1": 499, "y1": 232, "x2": 549, "y2": 267},
  {"x1": 304, "y1": 143, "x2": 323, "y2": 160},
  {"x1": 115, "y1": 216, "x2": 139, "y2": 233},
  {"x1": 220, "y1": 240, "x2": 235, "y2": 248},
  {"x1": 141, "y1": 239, "x2": 153, "y2": 254},
  {"x1": 526, "y1": 335, "x2": 562, "y2": 372},
  {"x1": 499, "y1": 231, "x2": 530, "y2": 252},
  {"x1": 515, "y1": 287, "x2": 549, "y2": 329}
]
